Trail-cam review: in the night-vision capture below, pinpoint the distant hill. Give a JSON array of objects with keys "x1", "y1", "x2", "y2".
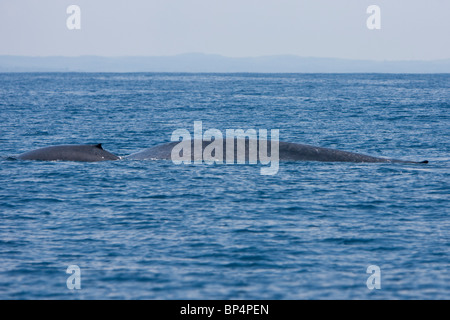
[{"x1": 1, "y1": 54, "x2": 449, "y2": 73}]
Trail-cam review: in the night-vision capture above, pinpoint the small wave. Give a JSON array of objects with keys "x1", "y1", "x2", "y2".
[{"x1": 2, "y1": 156, "x2": 18, "y2": 161}]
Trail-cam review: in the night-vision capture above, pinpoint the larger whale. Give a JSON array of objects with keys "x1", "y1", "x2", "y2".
[
  {"x1": 17, "y1": 144, "x2": 120, "y2": 162},
  {"x1": 125, "y1": 139, "x2": 428, "y2": 164}
]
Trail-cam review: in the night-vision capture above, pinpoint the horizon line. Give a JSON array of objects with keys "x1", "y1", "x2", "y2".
[{"x1": 1, "y1": 53, "x2": 450, "y2": 63}]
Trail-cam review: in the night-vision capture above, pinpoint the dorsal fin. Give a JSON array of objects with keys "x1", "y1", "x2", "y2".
[{"x1": 94, "y1": 144, "x2": 103, "y2": 150}]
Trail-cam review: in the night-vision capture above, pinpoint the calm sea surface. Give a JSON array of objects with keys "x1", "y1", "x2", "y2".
[{"x1": 0, "y1": 73, "x2": 449, "y2": 299}]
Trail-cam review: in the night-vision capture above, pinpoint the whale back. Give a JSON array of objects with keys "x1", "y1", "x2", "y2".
[
  {"x1": 125, "y1": 139, "x2": 426, "y2": 163},
  {"x1": 17, "y1": 144, "x2": 120, "y2": 162}
]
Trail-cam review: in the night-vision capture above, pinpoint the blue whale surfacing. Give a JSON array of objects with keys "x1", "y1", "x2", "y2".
[
  {"x1": 14, "y1": 140, "x2": 428, "y2": 164},
  {"x1": 17, "y1": 144, "x2": 120, "y2": 162}
]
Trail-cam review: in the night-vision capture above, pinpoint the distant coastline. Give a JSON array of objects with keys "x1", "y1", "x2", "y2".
[{"x1": 1, "y1": 54, "x2": 449, "y2": 73}]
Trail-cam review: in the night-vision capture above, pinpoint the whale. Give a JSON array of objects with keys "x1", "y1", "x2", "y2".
[
  {"x1": 17, "y1": 144, "x2": 120, "y2": 162},
  {"x1": 125, "y1": 139, "x2": 428, "y2": 164},
  {"x1": 14, "y1": 140, "x2": 428, "y2": 164}
]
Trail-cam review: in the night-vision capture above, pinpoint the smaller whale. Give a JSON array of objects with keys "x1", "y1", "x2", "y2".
[{"x1": 17, "y1": 144, "x2": 119, "y2": 162}]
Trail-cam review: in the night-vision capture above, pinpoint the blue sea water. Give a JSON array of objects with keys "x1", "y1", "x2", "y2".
[{"x1": 0, "y1": 73, "x2": 449, "y2": 300}]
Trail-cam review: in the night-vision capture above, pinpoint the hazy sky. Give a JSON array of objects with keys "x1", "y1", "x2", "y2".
[{"x1": 0, "y1": 0, "x2": 449, "y2": 60}]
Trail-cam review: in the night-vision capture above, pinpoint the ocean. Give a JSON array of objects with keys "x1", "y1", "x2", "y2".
[{"x1": 0, "y1": 73, "x2": 448, "y2": 299}]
